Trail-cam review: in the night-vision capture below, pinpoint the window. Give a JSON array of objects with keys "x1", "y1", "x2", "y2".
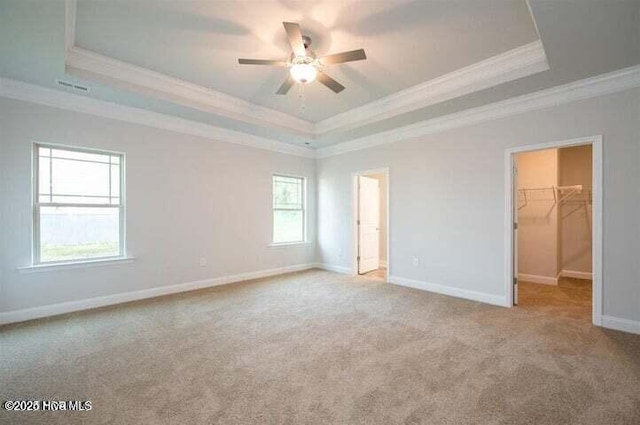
[
  {"x1": 272, "y1": 175, "x2": 306, "y2": 244},
  {"x1": 34, "y1": 144, "x2": 124, "y2": 264}
]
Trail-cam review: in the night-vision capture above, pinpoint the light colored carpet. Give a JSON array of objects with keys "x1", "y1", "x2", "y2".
[
  {"x1": 519, "y1": 277, "x2": 593, "y2": 321},
  {"x1": 1, "y1": 269, "x2": 639, "y2": 424}
]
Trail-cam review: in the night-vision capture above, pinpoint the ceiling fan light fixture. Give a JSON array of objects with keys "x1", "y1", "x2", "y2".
[
  {"x1": 238, "y1": 22, "x2": 366, "y2": 94},
  {"x1": 290, "y1": 62, "x2": 317, "y2": 84}
]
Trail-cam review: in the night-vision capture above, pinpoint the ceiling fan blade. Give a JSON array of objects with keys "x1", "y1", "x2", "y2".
[
  {"x1": 317, "y1": 71, "x2": 345, "y2": 93},
  {"x1": 283, "y1": 22, "x2": 306, "y2": 57},
  {"x1": 276, "y1": 75, "x2": 295, "y2": 95},
  {"x1": 238, "y1": 59, "x2": 288, "y2": 66},
  {"x1": 320, "y1": 49, "x2": 367, "y2": 65}
]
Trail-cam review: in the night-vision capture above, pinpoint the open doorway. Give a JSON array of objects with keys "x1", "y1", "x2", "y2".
[
  {"x1": 353, "y1": 169, "x2": 389, "y2": 281},
  {"x1": 506, "y1": 137, "x2": 603, "y2": 325}
]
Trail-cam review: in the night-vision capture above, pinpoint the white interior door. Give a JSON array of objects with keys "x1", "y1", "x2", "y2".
[
  {"x1": 513, "y1": 161, "x2": 519, "y2": 305},
  {"x1": 358, "y1": 176, "x2": 380, "y2": 274}
]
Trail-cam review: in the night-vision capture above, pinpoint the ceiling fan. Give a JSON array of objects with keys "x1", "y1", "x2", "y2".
[{"x1": 238, "y1": 22, "x2": 367, "y2": 95}]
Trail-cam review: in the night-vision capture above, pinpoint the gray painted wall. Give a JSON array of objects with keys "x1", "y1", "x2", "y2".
[
  {"x1": 1, "y1": 87, "x2": 639, "y2": 326},
  {"x1": 0, "y1": 98, "x2": 316, "y2": 313},
  {"x1": 316, "y1": 88, "x2": 640, "y2": 322}
]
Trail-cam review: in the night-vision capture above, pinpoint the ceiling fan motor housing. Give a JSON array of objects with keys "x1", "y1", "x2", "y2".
[{"x1": 302, "y1": 35, "x2": 312, "y2": 49}]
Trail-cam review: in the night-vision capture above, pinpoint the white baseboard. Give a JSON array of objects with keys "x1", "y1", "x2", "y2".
[
  {"x1": 560, "y1": 270, "x2": 593, "y2": 280},
  {"x1": 518, "y1": 273, "x2": 559, "y2": 285},
  {"x1": 315, "y1": 262, "x2": 388, "y2": 274},
  {"x1": 601, "y1": 315, "x2": 640, "y2": 335},
  {"x1": 314, "y1": 263, "x2": 353, "y2": 274},
  {"x1": 389, "y1": 275, "x2": 508, "y2": 307},
  {"x1": 0, "y1": 263, "x2": 316, "y2": 325}
]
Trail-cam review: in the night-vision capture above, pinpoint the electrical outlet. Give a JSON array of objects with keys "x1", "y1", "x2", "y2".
[
  {"x1": 412, "y1": 256, "x2": 420, "y2": 267},
  {"x1": 199, "y1": 258, "x2": 207, "y2": 267}
]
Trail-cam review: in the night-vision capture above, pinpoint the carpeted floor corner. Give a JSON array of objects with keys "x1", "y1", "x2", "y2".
[{"x1": 1, "y1": 269, "x2": 639, "y2": 424}]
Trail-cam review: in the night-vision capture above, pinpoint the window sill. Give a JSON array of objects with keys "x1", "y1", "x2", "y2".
[
  {"x1": 17, "y1": 257, "x2": 135, "y2": 273},
  {"x1": 269, "y1": 241, "x2": 313, "y2": 248}
]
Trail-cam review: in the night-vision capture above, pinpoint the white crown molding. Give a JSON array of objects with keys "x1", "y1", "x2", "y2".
[
  {"x1": 65, "y1": 46, "x2": 315, "y2": 137},
  {"x1": 314, "y1": 40, "x2": 549, "y2": 135},
  {"x1": 317, "y1": 64, "x2": 640, "y2": 158},
  {"x1": 63, "y1": 1, "x2": 316, "y2": 138},
  {"x1": 64, "y1": 1, "x2": 316, "y2": 137},
  {"x1": 64, "y1": 0, "x2": 551, "y2": 140},
  {"x1": 5, "y1": 61, "x2": 639, "y2": 160},
  {"x1": 0, "y1": 77, "x2": 316, "y2": 159}
]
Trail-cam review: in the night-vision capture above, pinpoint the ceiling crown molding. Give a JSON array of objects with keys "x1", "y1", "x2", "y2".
[
  {"x1": 65, "y1": 47, "x2": 315, "y2": 137},
  {"x1": 5, "y1": 63, "x2": 640, "y2": 161},
  {"x1": 63, "y1": 1, "x2": 313, "y2": 137},
  {"x1": 0, "y1": 77, "x2": 315, "y2": 159},
  {"x1": 63, "y1": 0, "x2": 318, "y2": 138},
  {"x1": 314, "y1": 40, "x2": 549, "y2": 135},
  {"x1": 317, "y1": 64, "x2": 640, "y2": 158},
  {"x1": 64, "y1": 0, "x2": 550, "y2": 140}
]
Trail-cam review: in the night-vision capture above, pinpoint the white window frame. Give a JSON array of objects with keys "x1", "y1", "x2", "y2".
[
  {"x1": 272, "y1": 174, "x2": 307, "y2": 246},
  {"x1": 32, "y1": 142, "x2": 126, "y2": 265}
]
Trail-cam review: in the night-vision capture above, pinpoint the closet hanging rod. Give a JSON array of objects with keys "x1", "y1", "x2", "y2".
[
  {"x1": 517, "y1": 187, "x2": 554, "y2": 191},
  {"x1": 518, "y1": 185, "x2": 588, "y2": 192}
]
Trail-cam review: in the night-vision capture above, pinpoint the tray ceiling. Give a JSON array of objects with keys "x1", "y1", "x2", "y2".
[
  {"x1": 74, "y1": 0, "x2": 539, "y2": 122},
  {"x1": 1, "y1": 0, "x2": 638, "y2": 152}
]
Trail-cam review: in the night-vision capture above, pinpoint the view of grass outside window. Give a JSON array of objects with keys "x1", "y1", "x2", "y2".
[
  {"x1": 35, "y1": 145, "x2": 124, "y2": 263},
  {"x1": 273, "y1": 175, "x2": 305, "y2": 244}
]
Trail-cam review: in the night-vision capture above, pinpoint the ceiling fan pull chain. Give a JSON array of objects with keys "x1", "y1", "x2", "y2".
[{"x1": 298, "y1": 84, "x2": 306, "y2": 111}]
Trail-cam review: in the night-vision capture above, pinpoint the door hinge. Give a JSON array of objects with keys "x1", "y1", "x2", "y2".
[
  {"x1": 513, "y1": 222, "x2": 518, "y2": 230},
  {"x1": 357, "y1": 220, "x2": 361, "y2": 225},
  {"x1": 357, "y1": 256, "x2": 361, "y2": 261},
  {"x1": 513, "y1": 277, "x2": 518, "y2": 285}
]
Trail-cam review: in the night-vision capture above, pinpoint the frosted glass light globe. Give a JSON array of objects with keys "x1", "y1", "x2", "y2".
[{"x1": 290, "y1": 63, "x2": 317, "y2": 84}]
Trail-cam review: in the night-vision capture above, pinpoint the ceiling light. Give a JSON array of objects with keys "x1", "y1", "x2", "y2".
[
  {"x1": 238, "y1": 23, "x2": 366, "y2": 94},
  {"x1": 290, "y1": 62, "x2": 317, "y2": 84}
]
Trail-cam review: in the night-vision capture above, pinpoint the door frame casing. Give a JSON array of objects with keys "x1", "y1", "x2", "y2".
[
  {"x1": 504, "y1": 135, "x2": 603, "y2": 325},
  {"x1": 352, "y1": 168, "x2": 390, "y2": 279}
]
